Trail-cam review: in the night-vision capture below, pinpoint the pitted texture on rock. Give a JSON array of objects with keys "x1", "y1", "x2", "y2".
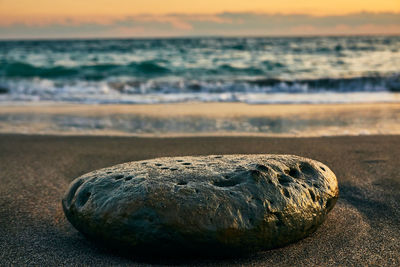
[{"x1": 62, "y1": 155, "x2": 339, "y2": 254}]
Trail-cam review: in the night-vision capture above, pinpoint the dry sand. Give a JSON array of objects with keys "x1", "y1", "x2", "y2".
[{"x1": 0, "y1": 134, "x2": 399, "y2": 266}]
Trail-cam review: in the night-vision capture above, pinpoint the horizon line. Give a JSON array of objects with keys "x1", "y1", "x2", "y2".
[{"x1": 1, "y1": 33, "x2": 399, "y2": 42}]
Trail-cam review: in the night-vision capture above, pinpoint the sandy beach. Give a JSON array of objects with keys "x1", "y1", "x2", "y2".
[
  {"x1": 1, "y1": 102, "x2": 400, "y2": 137},
  {"x1": 1, "y1": 9, "x2": 399, "y2": 266},
  {"x1": 0, "y1": 134, "x2": 399, "y2": 266}
]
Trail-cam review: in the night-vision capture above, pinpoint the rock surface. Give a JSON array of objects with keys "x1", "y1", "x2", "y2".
[{"x1": 62, "y1": 154, "x2": 338, "y2": 255}]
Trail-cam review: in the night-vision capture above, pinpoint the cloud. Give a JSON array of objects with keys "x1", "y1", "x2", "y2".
[{"x1": 0, "y1": 12, "x2": 399, "y2": 39}]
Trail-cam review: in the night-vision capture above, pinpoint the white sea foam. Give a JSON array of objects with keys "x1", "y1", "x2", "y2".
[{"x1": 1, "y1": 77, "x2": 400, "y2": 105}]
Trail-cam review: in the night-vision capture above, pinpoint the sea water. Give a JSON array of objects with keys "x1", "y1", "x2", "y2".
[{"x1": 0, "y1": 36, "x2": 399, "y2": 104}]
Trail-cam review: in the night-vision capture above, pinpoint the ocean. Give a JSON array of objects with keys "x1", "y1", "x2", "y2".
[{"x1": 0, "y1": 36, "x2": 399, "y2": 104}]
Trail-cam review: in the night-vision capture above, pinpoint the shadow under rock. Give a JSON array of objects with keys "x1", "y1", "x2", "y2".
[{"x1": 339, "y1": 181, "x2": 399, "y2": 226}]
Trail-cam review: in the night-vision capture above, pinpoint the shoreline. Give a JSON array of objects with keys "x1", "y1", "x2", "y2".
[
  {"x1": 0, "y1": 134, "x2": 399, "y2": 265},
  {"x1": 1, "y1": 132, "x2": 400, "y2": 138},
  {"x1": 0, "y1": 102, "x2": 400, "y2": 137},
  {"x1": 1, "y1": 102, "x2": 400, "y2": 116}
]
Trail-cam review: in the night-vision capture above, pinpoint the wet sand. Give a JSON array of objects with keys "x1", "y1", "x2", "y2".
[
  {"x1": 2, "y1": 102, "x2": 400, "y2": 117},
  {"x1": 0, "y1": 134, "x2": 399, "y2": 266},
  {"x1": 1, "y1": 102, "x2": 400, "y2": 137}
]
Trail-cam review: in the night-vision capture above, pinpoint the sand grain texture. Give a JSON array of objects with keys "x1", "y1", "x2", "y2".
[{"x1": 0, "y1": 135, "x2": 399, "y2": 266}]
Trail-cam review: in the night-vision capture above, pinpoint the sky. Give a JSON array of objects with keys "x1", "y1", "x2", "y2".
[{"x1": 0, "y1": 0, "x2": 399, "y2": 39}]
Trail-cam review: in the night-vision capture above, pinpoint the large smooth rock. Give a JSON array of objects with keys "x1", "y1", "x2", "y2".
[{"x1": 62, "y1": 155, "x2": 338, "y2": 255}]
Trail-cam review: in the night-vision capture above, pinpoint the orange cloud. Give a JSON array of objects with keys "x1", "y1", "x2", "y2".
[
  {"x1": 288, "y1": 23, "x2": 400, "y2": 35},
  {"x1": 0, "y1": 12, "x2": 399, "y2": 39},
  {"x1": 0, "y1": 16, "x2": 121, "y2": 27},
  {"x1": 132, "y1": 15, "x2": 193, "y2": 30},
  {"x1": 0, "y1": 14, "x2": 235, "y2": 29}
]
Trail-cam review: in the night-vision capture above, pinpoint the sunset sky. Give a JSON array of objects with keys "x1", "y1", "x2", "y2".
[{"x1": 0, "y1": 0, "x2": 399, "y2": 39}]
